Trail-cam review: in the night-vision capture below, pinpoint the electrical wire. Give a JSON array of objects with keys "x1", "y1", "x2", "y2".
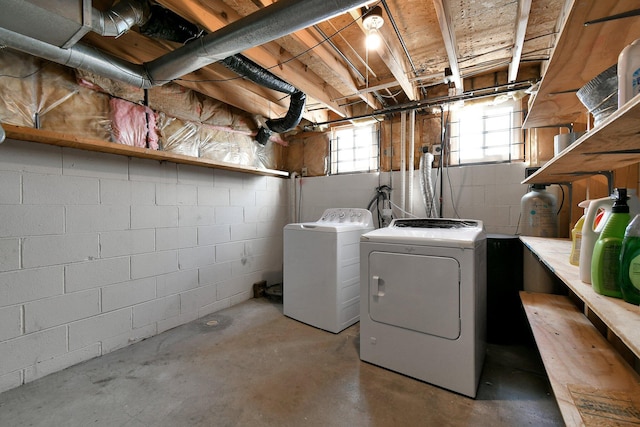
[
  {"x1": 0, "y1": 61, "x2": 49, "y2": 79},
  {"x1": 389, "y1": 200, "x2": 418, "y2": 218}
]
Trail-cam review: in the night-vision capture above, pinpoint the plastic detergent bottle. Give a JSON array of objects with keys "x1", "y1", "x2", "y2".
[
  {"x1": 579, "y1": 196, "x2": 614, "y2": 283},
  {"x1": 569, "y1": 200, "x2": 590, "y2": 266},
  {"x1": 618, "y1": 38, "x2": 640, "y2": 107},
  {"x1": 591, "y1": 188, "x2": 631, "y2": 298},
  {"x1": 619, "y1": 214, "x2": 640, "y2": 304}
]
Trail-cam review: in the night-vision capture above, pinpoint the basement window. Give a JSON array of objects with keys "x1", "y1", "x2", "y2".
[
  {"x1": 446, "y1": 98, "x2": 525, "y2": 166},
  {"x1": 329, "y1": 123, "x2": 380, "y2": 175}
]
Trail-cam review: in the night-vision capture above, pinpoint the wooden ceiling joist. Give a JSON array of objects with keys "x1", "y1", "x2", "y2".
[
  {"x1": 432, "y1": 0, "x2": 463, "y2": 92},
  {"x1": 509, "y1": 0, "x2": 533, "y2": 82}
]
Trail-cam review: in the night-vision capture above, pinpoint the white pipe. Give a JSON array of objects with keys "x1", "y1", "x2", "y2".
[
  {"x1": 289, "y1": 172, "x2": 299, "y2": 223},
  {"x1": 408, "y1": 109, "x2": 415, "y2": 215},
  {"x1": 400, "y1": 111, "x2": 407, "y2": 217}
]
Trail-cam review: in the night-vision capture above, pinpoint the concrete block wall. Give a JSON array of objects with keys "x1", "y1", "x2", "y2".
[
  {"x1": 0, "y1": 139, "x2": 287, "y2": 393},
  {"x1": 297, "y1": 163, "x2": 528, "y2": 234}
]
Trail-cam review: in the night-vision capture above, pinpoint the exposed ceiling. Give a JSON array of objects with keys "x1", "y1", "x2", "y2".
[{"x1": 2, "y1": 0, "x2": 568, "y2": 130}]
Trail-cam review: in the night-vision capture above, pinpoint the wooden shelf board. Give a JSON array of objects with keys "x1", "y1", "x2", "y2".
[
  {"x1": 520, "y1": 236, "x2": 640, "y2": 360},
  {"x1": 520, "y1": 291, "x2": 640, "y2": 426},
  {"x1": 524, "y1": 0, "x2": 640, "y2": 129},
  {"x1": 2, "y1": 124, "x2": 289, "y2": 178},
  {"x1": 523, "y1": 93, "x2": 640, "y2": 185}
]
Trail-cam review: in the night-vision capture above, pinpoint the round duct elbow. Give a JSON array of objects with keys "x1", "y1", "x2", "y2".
[
  {"x1": 255, "y1": 127, "x2": 273, "y2": 146},
  {"x1": 265, "y1": 91, "x2": 306, "y2": 134},
  {"x1": 255, "y1": 91, "x2": 306, "y2": 145}
]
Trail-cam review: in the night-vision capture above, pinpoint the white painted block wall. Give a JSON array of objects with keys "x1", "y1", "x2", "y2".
[
  {"x1": 296, "y1": 162, "x2": 529, "y2": 235},
  {"x1": 0, "y1": 139, "x2": 287, "y2": 393}
]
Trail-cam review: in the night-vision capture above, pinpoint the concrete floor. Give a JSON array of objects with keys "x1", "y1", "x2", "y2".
[{"x1": 0, "y1": 298, "x2": 563, "y2": 426}]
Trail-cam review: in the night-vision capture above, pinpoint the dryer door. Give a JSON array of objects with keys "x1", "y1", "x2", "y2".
[{"x1": 368, "y1": 251, "x2": 460, "y2": 339}]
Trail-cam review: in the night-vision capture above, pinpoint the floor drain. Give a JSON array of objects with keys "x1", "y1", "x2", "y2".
[{"x1": 206, "y1": 320, "x2": 219, "y2": 327}]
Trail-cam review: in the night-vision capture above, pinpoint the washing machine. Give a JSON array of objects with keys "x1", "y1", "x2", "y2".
[
  {"x1": 283, "y1": 208, "x2": 374, "y2": 333},
  {"x1": 359, "y1": 218, "x2": 487, "y2": 398}
]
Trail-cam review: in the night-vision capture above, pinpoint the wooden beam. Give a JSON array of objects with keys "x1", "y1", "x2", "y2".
[
  {"x1": 431, "y1": 0, "x2": 462, "y2": 92},
  {"x1": 508, "y1": 0, "x2": 532, "y2": 82},
  {"x1": 357, "y1": 77, "x2": 402, "y2": 94}
]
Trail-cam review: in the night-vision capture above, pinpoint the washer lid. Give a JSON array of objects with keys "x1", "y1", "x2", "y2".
[
  {"x1": 361, "y1": 218, "x2": 485, "y2": 247},
  {"x1": 284, "y1": 208, "x2": 374, "y2": 232}
]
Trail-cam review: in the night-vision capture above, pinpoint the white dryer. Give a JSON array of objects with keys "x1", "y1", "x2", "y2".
[
  {"x1": 359, "y1": 218, "x2": 486, "y2": 398},
  {"x1": 284, "y1": 208, "x2": 373, "y2": 333}
]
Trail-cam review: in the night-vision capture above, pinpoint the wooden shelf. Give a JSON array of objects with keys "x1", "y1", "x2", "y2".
[
  {"x1": 520, "y1": 236, "x2": 640, "y2": 360},
  {"x1": 523, "y1": 93, "x2": 640, "y2": 185},
  {"x1": 520, "y1": 291, "x2": 640, "y2": 426},
  {"x1": 2, "y1": 124, "x2": 289, "y2": 178},
  {"x1": 521, "y1": 0, "x2": 640, "y2": 185},
  {"x1": 523, "y1": 0, "x2": 640, "y2": 129}
]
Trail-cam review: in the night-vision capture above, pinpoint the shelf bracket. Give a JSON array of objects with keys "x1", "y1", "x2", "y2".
[{"x1": 596, "y1": 171, "x2": 614, "y2": 195}]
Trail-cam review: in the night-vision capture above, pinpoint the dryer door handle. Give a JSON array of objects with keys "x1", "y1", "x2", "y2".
[{"x1": 372, "y1": 275, "x2": 384, "y2": 297}]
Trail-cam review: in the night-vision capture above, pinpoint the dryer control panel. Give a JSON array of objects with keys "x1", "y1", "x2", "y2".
[{"x1": 319, "y1": 208, "x2": 373, "y2": 227}]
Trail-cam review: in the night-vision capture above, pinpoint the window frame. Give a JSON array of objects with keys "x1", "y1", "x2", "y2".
[
  {"x1": 446, "y1": 98, "x2": 526, "y2": 166},
  {"x1": 329, "y1": 123, "x2": 380, "y2": 175}
]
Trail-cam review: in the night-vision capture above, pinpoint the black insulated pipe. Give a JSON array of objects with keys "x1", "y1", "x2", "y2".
[
  {"x1": 139, "y1": 5, "x2": 203, "y2": 43},
  {"x1": 222, "y1": 55, "x2": 296, "y2": 94},
  {"x1": 222, "y1": 54, "x2": 307, "y2": 145}
]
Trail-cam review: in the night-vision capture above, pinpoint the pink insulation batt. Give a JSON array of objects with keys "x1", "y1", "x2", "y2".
[{"x1": 109, "y1": 98, "x2": 159, "y2": 149}]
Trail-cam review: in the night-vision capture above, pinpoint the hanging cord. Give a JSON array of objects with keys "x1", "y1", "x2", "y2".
[
  {"x1": 367, "y1": 185, "x2": 393, "y2": 227},
  {"x1": 556, "y1": 184, "x2": 565, "y2": 215}
]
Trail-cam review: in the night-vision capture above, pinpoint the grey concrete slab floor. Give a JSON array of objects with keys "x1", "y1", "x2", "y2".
[{"x1": 0, "y1": 298, "x2": 563, "y2": 426}]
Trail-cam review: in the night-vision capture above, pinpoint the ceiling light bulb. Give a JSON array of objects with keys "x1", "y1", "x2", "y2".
[
  {"x1": 362, "y1": 6, "x2": 384, "y2": 50},
  {"x1": 366, "y1": 28, "x2": 381, "y2": 50}
]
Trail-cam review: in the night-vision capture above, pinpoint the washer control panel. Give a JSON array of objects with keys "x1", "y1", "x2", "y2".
[{"x1": 319, "y1": 208, "x2": 373, "y2": 226}]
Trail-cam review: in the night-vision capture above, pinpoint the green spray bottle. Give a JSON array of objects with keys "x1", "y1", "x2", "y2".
[{"x1": 591, "y1": 188, "x2": 631, "y2": 298}]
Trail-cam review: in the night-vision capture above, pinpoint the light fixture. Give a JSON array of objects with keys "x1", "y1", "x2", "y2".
[
  {"x1": 443, "y1": 67, "x2": 453, "y2": 84},
  {"x1": 362, "y1": 6, "x2": 384, "y2": 50}
]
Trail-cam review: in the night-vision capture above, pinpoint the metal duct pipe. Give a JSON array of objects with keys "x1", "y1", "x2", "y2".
[
  {"x1": 147, "y1": 0, "x2": 370, "y2": 84},
  {"x1": 91, "y1": 0, "x2": 150, "y2": 38},
  {"x1": 0, "y1": 26, "x2": 151, "y2": 88},
  {"x1": 0, "y1": 0, "x2": 369, "y2": 89}
]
